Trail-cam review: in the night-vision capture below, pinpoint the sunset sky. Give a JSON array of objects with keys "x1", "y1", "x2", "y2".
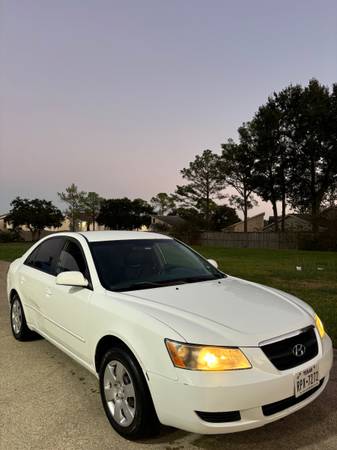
[{"x1": 1, "y1": 0, "x2": 336, "y2": 218}]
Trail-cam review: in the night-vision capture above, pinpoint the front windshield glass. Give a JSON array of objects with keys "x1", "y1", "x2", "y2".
[{"x1": 90, "y1": 238, "x2": 225, "y2": 292}]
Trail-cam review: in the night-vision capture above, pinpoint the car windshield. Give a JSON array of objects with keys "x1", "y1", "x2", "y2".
[{"x1": 90, "y1": 238, "x2": 225, "y2": 292}]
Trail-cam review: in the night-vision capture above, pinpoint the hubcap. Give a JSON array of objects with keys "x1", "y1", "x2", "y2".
[
  {"x1": 103, "y1": 360, "x2": 136, "y2": 427},
  {"x1": 11, "y1": 299, "x2": 22, "y2": 334}
]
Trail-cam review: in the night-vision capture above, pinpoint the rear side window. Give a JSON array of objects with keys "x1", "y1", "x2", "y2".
[
  {"x1": 25, "y1": 237, "x2": 65, "y2": 276},
  {"x1": 56, "y1": 240, "x2": 88, "y2": 277}
]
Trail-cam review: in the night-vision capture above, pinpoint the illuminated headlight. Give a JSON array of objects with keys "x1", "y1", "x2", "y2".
[
  {"x1": 315, "y1": 314, "x2": 325, "y2": 339},
  {"x1": 165, "y1": 339, "x2": 252, "y2": 371}
]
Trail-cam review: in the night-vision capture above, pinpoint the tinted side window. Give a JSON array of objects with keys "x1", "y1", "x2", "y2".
[
  {"x1": 24, "y1": 246, "x2": 41, "y2": 267},
  {"x1": 32, "y1": 238, "x2": 65, "y2": 275},
  {"x1": 56, "y1": 240, "x2": 87, "y2": 276}
]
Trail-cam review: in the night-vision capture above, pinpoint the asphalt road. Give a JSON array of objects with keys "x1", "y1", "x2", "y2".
[{"x1": 0, "y1": 260, "x2": 336, "y2": 450}]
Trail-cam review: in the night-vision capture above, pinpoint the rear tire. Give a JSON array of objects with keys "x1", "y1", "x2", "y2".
[
  {"x1": 10, "y1": 294, "x2": 36, "y2": 341},
  {"x1": 99, "y1": 347, "x2": 160, "y2": 440}
]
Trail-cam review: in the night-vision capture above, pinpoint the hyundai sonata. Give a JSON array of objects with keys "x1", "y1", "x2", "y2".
[{"x1": 7, "y1": 231, "x2": 333, "y2": 439}]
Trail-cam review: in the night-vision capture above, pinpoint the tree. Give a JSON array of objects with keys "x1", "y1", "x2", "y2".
[
  {"x1": 132, "y1": 198, "x2": 154, "y2": 228},
  {"x1": 248, "y1": 80, "x2": 337, "y2": 233},
  {"x1": 58, "y1": 184, "x2": 86, "y2": 231},
  {"x1": 249, "y1": 94, "x2": 293, "y2": 231},
  {"x1": 282, "y1": 80, "x2": 337, "y2": 233},
  {"x1": 7, "y1": 197, "x2": 63, "y2": 240},
  {"x1": 150, "y1": 193, "x2": 176, "y2": 215},
  {"x1": 172, "y1": 206, "x2": 205, "y2": 228},
  {"x1": 83, "y1": 192, "x2": 102, "y2": 231},
  {"x1": 220, "y1": 126, "x2": 258, "y2": 232},
  {"x1": 228, "y1": 194, "x2": 257, "y2": 224},
  {"x1": 322, "y1": 182, "x2": 337, "y2": 208},
  {"x1": 209, "y1": 204, "x2": 240, "y2": 231},
  {"x1": 97, "y1": 198, "x2": 153, "y2": 230},
  {"x1": 173, "y1": 202, "x2": 239, "y2": 231},
  {"x1": 175, "y1": 149, "x2": 225, "y2": 229}
]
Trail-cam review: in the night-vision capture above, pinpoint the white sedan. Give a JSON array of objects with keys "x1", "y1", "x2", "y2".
[{"x1": 7, "y1": 231, "x2": 333, "y2": 439}]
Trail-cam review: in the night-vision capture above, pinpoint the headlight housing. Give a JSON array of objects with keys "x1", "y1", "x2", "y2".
[
  {"x1": 315, "y1": 314, "x2": 325, "y2": 339},
  {"x1": 165, "y1": 339, "x2": 252, "y2": 371}
]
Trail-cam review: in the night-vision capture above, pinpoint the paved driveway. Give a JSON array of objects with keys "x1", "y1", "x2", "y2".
[{"x1": 0, "y1": 260, "x2": 336, "y2": 450}]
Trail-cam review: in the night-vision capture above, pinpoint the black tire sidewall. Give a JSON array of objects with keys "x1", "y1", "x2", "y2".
[{"x1": 99, "y1": 348, "x2": 158, "y2": 439}]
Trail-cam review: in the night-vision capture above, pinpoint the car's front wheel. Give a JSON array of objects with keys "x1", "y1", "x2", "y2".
[
  {"x1": 10, "y1": 294, "x2": 35, "y2": 341},
  {"x1": 99, "y1": 347, "x2": 160, "y2": 440}
]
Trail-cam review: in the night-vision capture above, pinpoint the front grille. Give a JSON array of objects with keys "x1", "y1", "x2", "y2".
[
  {"x1": 261, "y1": 326, "x2": 318, "y2": 370},
  {"x1": 196, "y1": 410, "x2": 241, "y2": 423},
  {"x1": 262, "y1": 378, "x2": 324, "y2": 416}
]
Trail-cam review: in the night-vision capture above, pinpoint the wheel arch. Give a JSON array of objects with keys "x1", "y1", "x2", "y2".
[
  {"x1": 94, "y1": 335, "x2": 148, "y2": 378},
  {"x1": 9, "y1": 288, "x2": 19, "y2": 304}
]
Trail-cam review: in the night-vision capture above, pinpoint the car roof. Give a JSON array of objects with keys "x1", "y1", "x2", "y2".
[{"x1": 76, "y1": 231, "x2": 172, "y2": 242}]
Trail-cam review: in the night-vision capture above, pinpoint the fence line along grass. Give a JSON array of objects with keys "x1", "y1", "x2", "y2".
[{"x1": 0, "y1": 242, "x2": 336, "y2": 346}]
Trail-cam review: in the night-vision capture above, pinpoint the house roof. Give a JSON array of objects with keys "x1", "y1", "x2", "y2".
[
  {"x1": 321, "y1": 205, "x2": 337, "y2": 213},
  {"x1": 224, "y1": 213, "x2": 265, "y2": 230},
  {"x1": 264, "y1": 214, "x2": 303, "y2": 231},
  {"x1": 263, "y1": 214, "x2": 319, "y2": 231},
  {"x1": 321, "y1": 206, "x2": 337, "y2": 219},
  {"x1": 153, "y1": 215, "x2": 186, "y2": 226}
]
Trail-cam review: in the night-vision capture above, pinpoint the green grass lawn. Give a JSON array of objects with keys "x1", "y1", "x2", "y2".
[
  {"x1": 194, "y1": 246, "x2": 337, "y2": 346},
  {"x1": 1, "y1": 242, "x2": 336, "y2": 345},
  {"x1": 0, "y1": 242, "x2": 33, "y2": 262}
]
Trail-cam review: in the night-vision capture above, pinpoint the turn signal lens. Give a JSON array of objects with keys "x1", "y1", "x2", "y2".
[
  {"x1": 315, "y1": 315, "x2": 325, "y2": 339},
  {"x1": 165, "y1": 340, "x2": 251, "y2": 371}
]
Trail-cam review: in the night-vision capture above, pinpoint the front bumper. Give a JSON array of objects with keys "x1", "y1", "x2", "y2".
[{"x1": 148, "y1": 333, "x2": 333, "y2": 434}]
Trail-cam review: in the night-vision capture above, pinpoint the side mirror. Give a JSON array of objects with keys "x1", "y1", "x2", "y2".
[
  {"x1": 56, "y1": 271, "x2": 88, "y2": 288},
  {"x1": 207, "y1": 259, "x2": 218, "y2": 269}
]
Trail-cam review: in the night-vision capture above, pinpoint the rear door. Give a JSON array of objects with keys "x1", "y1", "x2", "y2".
[
  {"x1": 42, "y1": 238, "x2": 93, "y2": 361},
  {"x1": 19, "y1": 237, "x2": 66, "y2": 331}
]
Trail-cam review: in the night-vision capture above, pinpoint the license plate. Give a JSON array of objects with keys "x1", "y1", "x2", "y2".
[{"x1": 294, "y1": 364, "x2": 319, "y2": 398}]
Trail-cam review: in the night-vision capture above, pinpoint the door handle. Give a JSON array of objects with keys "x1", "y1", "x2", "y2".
[{"x1": 45, "y1": 288, "x2": 53, "y2": 297}]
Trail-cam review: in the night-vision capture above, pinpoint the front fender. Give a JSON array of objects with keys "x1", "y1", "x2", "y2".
[{"x1": 88, "y1": 293, "x2": 183, "y2": 381}]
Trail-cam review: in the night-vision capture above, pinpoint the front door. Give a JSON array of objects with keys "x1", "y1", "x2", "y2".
[{"x1": 43, "y1": 238, "x2": 92, "y2": 362}]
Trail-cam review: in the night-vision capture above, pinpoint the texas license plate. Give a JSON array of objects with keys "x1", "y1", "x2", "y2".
[{"x1": 295, "y1": 364, "x2": 319, "y2": 398}]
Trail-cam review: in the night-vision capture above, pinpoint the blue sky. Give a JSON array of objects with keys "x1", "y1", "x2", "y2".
[{"x1": 1, "y1": 0, "x2": 336, "y2": 217}]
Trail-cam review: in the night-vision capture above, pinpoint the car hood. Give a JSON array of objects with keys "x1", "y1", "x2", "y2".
[{"x1": 120, "y1": 276, "x2": 315, "y2": 346}]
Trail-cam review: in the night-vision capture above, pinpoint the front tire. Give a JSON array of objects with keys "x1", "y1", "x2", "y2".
[
  {"x1": 99, "y1": 347, "x2": 160, "y2": 440},
  {"x1": 10, "y1": 294, "x2": 35, "y2": 341}
]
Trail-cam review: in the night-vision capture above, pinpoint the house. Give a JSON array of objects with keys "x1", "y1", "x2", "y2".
[
  {"x1": 149, "y1": 215, "x2": 186, "y2": 231},
  {"x1": 0, "y1": 214, "x2": 9, "y2": 232},
  {"x1": 263, "y1": 214, "x2": 327, "y2": 232},
  {"x1": 223, "y1": 213, "x2": 265, "y2": 232},
  {"x1": 0, "y1": 213, "x2": 104, "y2": 234}
]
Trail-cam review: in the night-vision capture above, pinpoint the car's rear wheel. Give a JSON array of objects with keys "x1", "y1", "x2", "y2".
[
  {"x1": 10, "y1": 294, "x2": 35, "y2": 341},
  {"x1": 99, "y1": 347, "x2": 160, "y2": 440}
]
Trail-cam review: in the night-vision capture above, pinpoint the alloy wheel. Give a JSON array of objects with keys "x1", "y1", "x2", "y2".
[
  {"x1": 11, "y1": 299, "x2": 23, "y2": 334},
  {"x1": 103, "y1": 360, "x2": 136, "y2": 427}
]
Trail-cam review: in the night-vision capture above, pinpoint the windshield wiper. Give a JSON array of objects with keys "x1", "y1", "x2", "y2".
[
  {"x1": 114, "y1": 281, "x2": 162, "y2": 292},
  {"x1": 175, "y1": 274, "x2": 225, "y2": 284},
  {"x1": 114, "y1": 275, "x2": 225, "y2": 292},
  {"x1": 114, "y1": 279, "x2": 189, "y2": 292}
]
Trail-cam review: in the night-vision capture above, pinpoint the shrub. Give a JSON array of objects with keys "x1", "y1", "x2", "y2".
[
  {"x1": 0, "y1": 230, "x2": 24, "y2": 243},
  {"x1": 298, "y1": 232, "x2": 337, "y2": 251},
  {"x1": 170, "y1": 222, "x2": 201, "y2": 245}
]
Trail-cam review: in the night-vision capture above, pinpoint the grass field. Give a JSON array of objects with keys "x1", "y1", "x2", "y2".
[
  {"x1": 1, "y1": 242, "x2": 336, "y2": 345},
  {"x1": 0, "y1": 242, "x2": 33, "y2": 262},
  {"x1": 194, "y1": 246, "x2": 337, "y2": 346}
]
